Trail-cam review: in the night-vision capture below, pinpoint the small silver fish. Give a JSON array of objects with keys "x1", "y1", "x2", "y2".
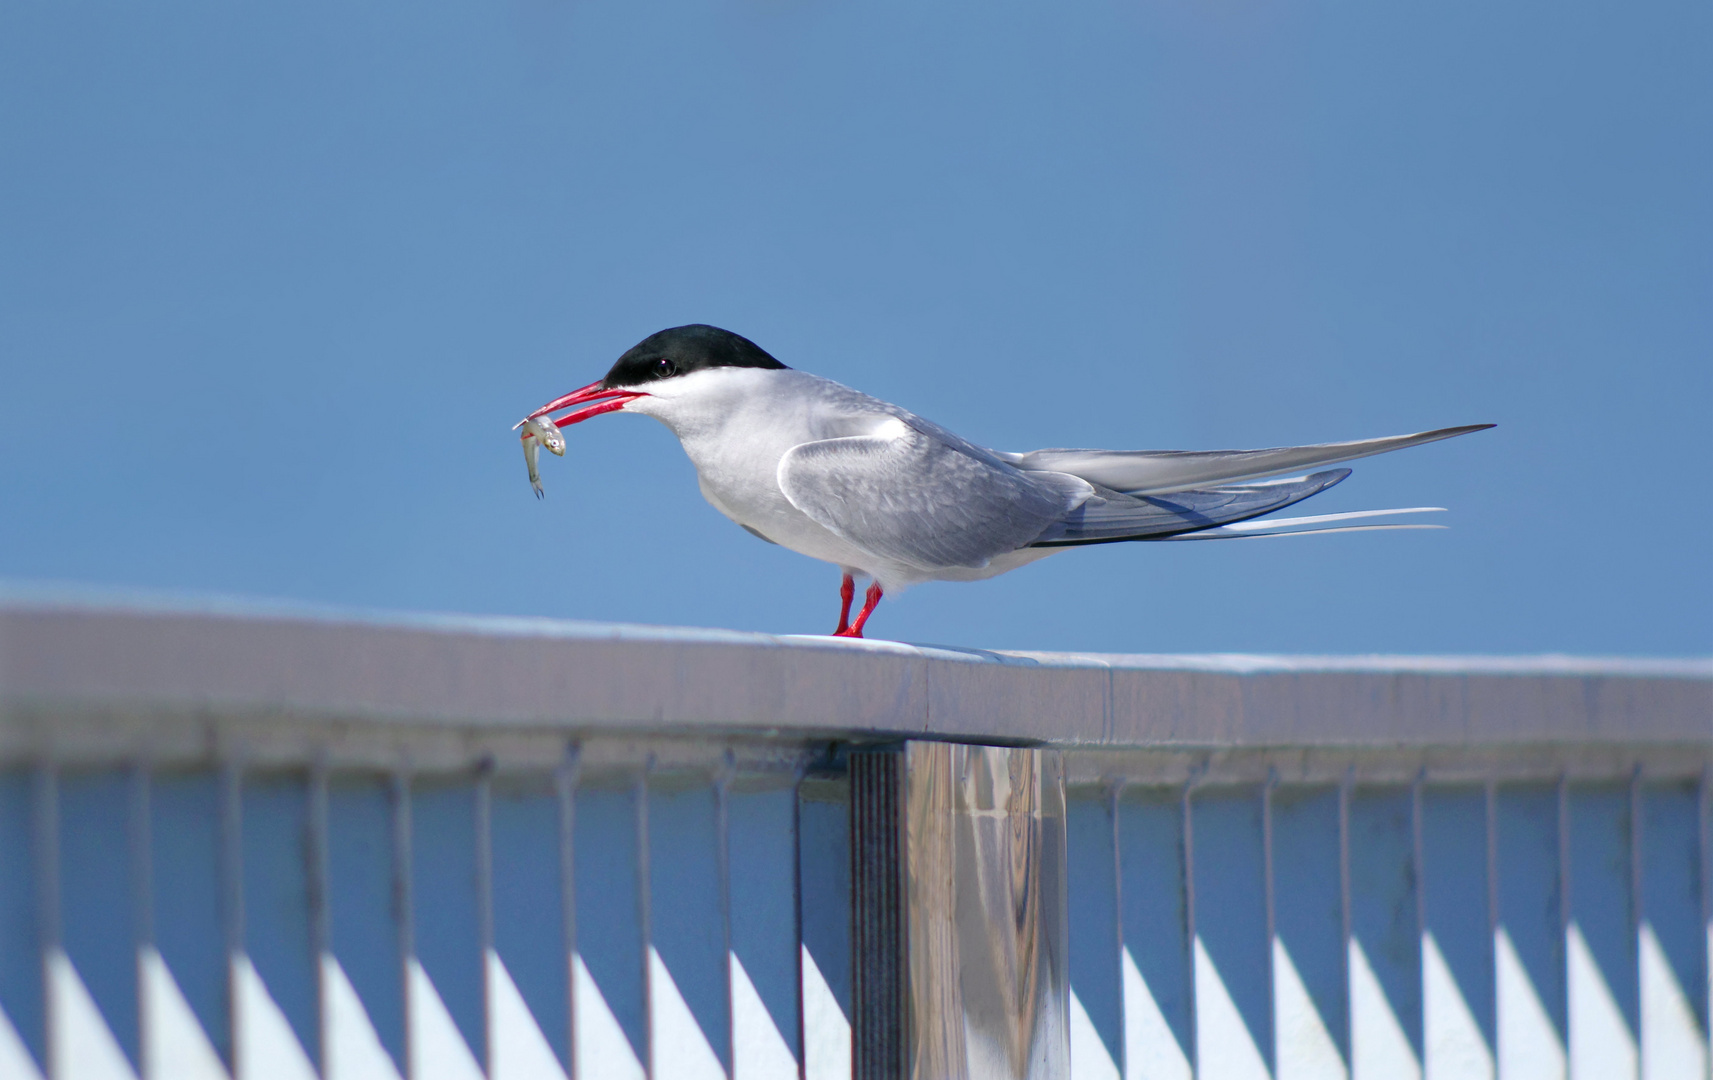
[{"x1": 519, "y1": 416, "x2": 566, "y2": 498}]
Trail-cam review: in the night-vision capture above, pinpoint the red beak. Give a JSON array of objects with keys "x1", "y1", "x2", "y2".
[{"x1": 523, "y1": 379, "x2": 646, "y2": 428}]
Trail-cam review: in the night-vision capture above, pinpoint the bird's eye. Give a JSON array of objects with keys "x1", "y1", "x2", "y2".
[{"x1": 654, "y1": 358, "x2": 676, "y2": 378}]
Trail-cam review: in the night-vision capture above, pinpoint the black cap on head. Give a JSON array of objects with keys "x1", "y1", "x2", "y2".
[{"x1": 602, "y1": 324, "x2": 788, "y2": 389}]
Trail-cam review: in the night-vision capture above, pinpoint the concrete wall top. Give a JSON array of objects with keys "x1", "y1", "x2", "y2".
[{"x1": 0, "y1": 594, "x2": 1707, "y2": 751}]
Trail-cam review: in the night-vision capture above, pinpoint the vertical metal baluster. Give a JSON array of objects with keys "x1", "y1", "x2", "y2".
[
  {"x1": 1628, "y1": 765, "x2": 1644, "y2": 1077},
  {"x1": 1262, "y1": 768, "x2": 1278, "y2": 1071},
  {"x1": 1485, "y1": 778, "x2": 1499, "y2": 974},
  {"x1": 309, "y1": 757, "x2": 330, "y2": 1076},
  {"x1": 131, "y1": 764, "x2": 151, "y2": 1078},
  {"x1": 1411, "y1": 768, "x2": 1426, "y2": 1075},
  {"x1": 1107, "y1": 778, "x2": 1124, "y2": 1080},
  {"x1": 219, "y1": 759, "x2": 243, "y2": 1079},
  {"x1": 638, "y1": 759, "x2": 653, "y2": 1080},
  {"x1": 34, "y1": 764, "x2": 59, "y2": 1080},
  {"x1": 1339, "y1": 763, "x2": 1354, "y2": 1072},
  {"x1": 475, "y1": 759, "x2": 494, "y2": 1079},
  {"x1": 1558, "y1": 771, "x2": 1571, "y2": 1061},
  {"x1": 789, "y1": 758, "x2": 806, "y2": 1080},
  {"x1": 393, "y1": 768, "x2": 413, "y2": 1079},
  {"x1": 557, "y1": 744, "x2": 580, "y2": 1080},
  {"x1": 849, "y1": 751, "x2": 867, "y2": 1080},
  {"x1": 1180, "y1": 774, "x2": 1198, "y2": 1078},
  {"x1": 1701, "y1": 765, "x2": 1711, "y2": 1070},
  {"x1": 715, "y1": 751, "x2": 734, "y2": 1080}
]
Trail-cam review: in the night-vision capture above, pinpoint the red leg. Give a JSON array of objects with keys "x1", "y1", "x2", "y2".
[
  {"x1": 836, "y1": 582, "x2": 884, "y2": 639},
  {"x1": 833, "y1": 573, "x2": 855, "y2": 636}
]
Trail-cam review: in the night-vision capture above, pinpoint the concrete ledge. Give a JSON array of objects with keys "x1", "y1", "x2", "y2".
[{"x1": 0, "y1": 597, "x2": 1707, "y2": 754}]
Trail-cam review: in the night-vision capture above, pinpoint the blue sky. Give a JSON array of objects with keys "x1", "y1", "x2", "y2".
[{"x1": 1, "y1": 0, "x2": 1707, "y2": 654}]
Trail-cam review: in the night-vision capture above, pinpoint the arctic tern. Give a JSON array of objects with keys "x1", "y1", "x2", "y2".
[{"x1": 518, "y1": 324, "x2": 1491, "y2": 638}]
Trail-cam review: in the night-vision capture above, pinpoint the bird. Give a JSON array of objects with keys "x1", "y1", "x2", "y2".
[{"x1": 518, "y1": 324, "x2": 1492, "y2": 639}]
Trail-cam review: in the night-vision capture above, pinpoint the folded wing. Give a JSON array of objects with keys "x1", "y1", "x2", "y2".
[
  {"x1": 777, "y1": 419, "x2": 1091, "y2": 570},
  {"x1": 1004, "y1": 424, "x2": 1493, "y2": 495},
  {"x1": 1029, "y1": 470, "x2": 1351, "y2": 546}
]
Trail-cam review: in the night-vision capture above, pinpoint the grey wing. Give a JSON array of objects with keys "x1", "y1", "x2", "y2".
[
  {"x1": 777, "y1": 423, "x2": 1090, "y2": 570},
  {"x1": 1030, "y1": 469, "x2": 1350, "y2": 546},
  {"x1": 1004, "y1": 424, "x2": 1493, "y2": 495}
]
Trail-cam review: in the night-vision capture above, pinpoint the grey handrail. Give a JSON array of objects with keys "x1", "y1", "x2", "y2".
[{"x1": 2, "y1": 597, "x2": 1705, "y2": 755}]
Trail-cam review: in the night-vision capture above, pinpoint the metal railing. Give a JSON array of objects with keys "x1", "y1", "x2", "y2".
[{"x1": 0, "y1": 598, "x2": 1707, "y2": 1080}]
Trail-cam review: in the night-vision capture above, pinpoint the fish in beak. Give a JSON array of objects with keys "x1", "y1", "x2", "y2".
[{"x1": 512, "y1": 379, "x2": 647, "y2": 496}]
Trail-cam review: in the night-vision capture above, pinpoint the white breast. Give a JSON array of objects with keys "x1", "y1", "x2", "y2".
[{"x1": 625, "y1": 368, "x2": 906, "y2": 572}]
